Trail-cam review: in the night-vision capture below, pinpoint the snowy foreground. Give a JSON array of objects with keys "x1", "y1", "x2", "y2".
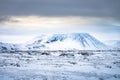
[{"x1": 0, "y1": 50, "x2": 120, "y2": 80}]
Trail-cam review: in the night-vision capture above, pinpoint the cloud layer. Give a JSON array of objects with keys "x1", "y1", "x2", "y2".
[
  {"x1": 0, "y1": 0, "x2": 120, "y2": 19},
  {"x1": 0, "y1": 16, "x2": 120, "y2": 35}
]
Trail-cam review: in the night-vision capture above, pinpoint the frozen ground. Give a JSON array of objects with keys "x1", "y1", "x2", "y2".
[{"x1": 0, "y1": 50, "x2": 120, "y2": 80}]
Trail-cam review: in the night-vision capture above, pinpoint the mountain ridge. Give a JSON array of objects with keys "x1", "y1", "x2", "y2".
[
  {"x1": 0, "y1": 33, "x2": 115, "y2": 50},
  {"x1": 26, "y1": 33, "x2": 109, "y2": 50}
]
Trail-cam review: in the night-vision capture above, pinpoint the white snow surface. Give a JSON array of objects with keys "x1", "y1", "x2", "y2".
[{"x1": 0, "y1": 50, "x2": 120, "y2": 80}]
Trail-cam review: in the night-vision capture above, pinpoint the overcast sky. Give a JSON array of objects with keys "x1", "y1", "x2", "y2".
[{"x1": 0, "y1": 0, "x2": 120, "y2": 43}]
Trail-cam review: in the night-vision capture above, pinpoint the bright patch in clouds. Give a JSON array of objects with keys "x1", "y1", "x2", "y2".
[
  {"x1": 1, "y1": 16, "x2": 119, "y2": 33},
  {"x1": 3, "y1": 16, "x2": 114, "y2": 27},
  {"x1": 4, "y1": 16, "x2": 101, "y2": 24}
]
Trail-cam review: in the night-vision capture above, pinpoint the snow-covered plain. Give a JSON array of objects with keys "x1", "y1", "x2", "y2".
[{"x1": 0, "y1": 50, "x2": 120, "y2": 80}]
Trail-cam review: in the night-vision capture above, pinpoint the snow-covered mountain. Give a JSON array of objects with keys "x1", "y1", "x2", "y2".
[
  {"x1": 26, "y1": 33, "x2": 109, "y2": 50},
  {"x1": 0, "y1": 33, "x2": 113, "y2": 50}
]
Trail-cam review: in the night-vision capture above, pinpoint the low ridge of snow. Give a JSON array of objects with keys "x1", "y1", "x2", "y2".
[
  {"x1": 0, "y1": 42, "x2": 18, "y2": 51},
  {"x1": 104, "y1": 40, "x2": 120, "y2": 49}
]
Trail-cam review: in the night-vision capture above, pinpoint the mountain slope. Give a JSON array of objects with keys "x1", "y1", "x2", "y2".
[
  {"x1": 104, "y1": 40, "x2": 120, "y2": 49},
  {"x1": 26, "y1": 33, "x2": 108, "y2": 50}
]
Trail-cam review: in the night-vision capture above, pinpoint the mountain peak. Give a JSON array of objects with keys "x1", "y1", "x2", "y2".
[{"x1": 26, "y1": 33, "x2": 108, "y2": 50}]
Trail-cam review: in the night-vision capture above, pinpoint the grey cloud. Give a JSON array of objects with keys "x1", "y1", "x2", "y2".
[
  {"x1": 0, "y1": 0, "x2": 120, "y2": 20},
  {"x1": 0, "y1": 16, "x2": 10, "y2": 22}
]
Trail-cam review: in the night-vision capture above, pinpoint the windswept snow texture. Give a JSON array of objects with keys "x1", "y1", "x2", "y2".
[
  {"x1": 0, "y1": 50, "x2": 120, "y2": 80},
  {"x1": 26, "y1": 33, "x2": 108, "y2": 50}
]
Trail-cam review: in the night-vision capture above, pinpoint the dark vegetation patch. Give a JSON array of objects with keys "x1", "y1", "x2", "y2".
[
  {"x1": 41, "y1": 52, "x2": 50, "y2": 55},
  {"x1": 68, "y1": 61, "x2": 77, "y2": 65},
  {"x1": 77, "y1": 51, "x2": 93, "y2": 56},
  {"x1": 59, "y1": 53, "x2": 74, "y2": 57}
]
